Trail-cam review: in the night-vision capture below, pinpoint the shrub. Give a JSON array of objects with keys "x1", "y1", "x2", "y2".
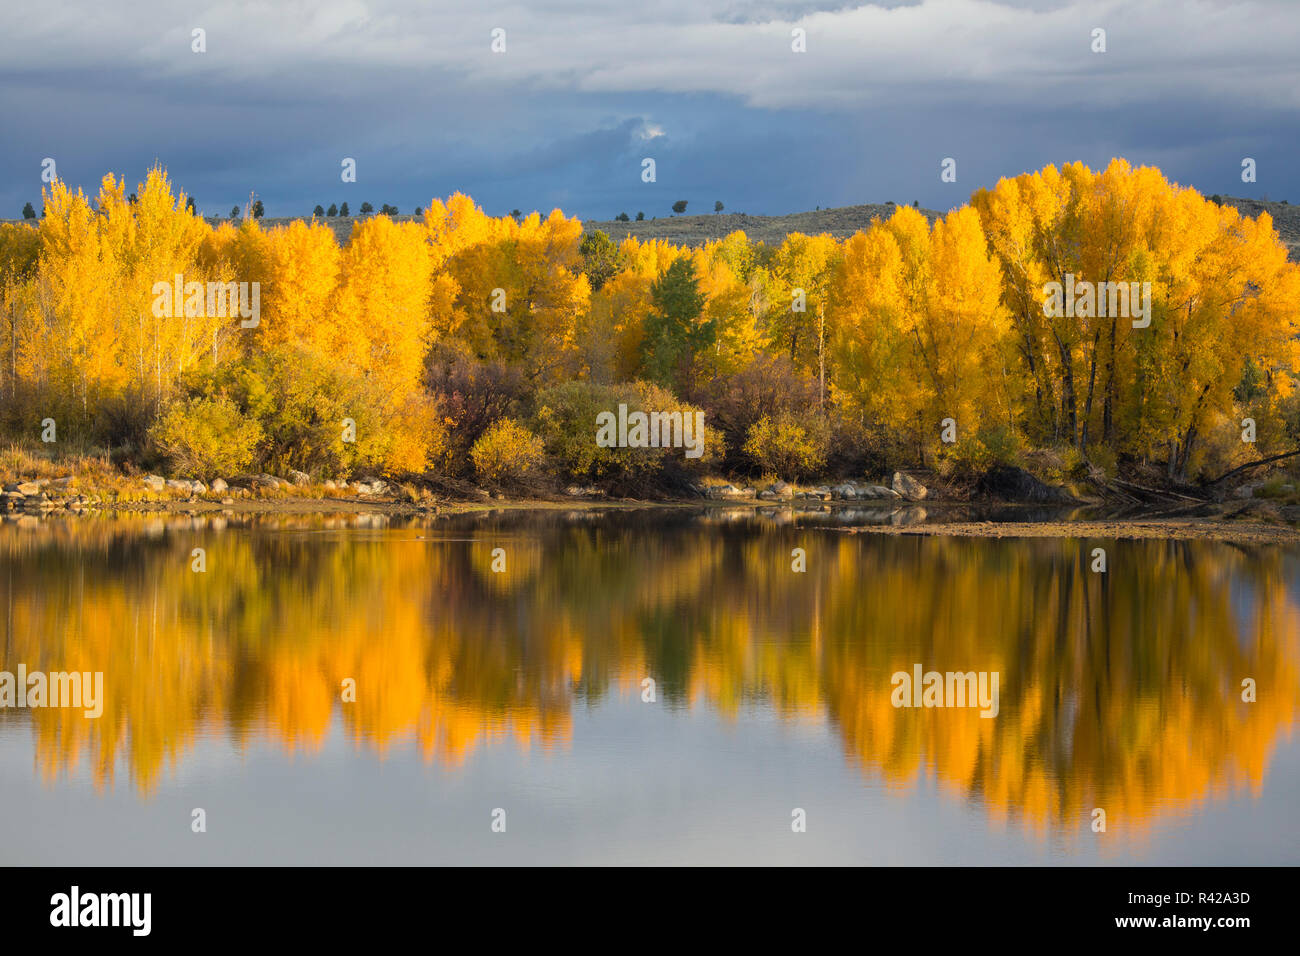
[
  {"x1": 176, "y1": 348, "x2": 445, "y2": 478},
  {"x1": 148, "y1": 395, "x2": 262, "y2": 478},
  {"x1": 425, "y1": 347, "x2": 529, "y2": 475},
  {"x1": 743, "y1": 412, "x2": 829, "y2": 479},
  {"x1": 690, "y1": 355, "x2": 819, "y2": 473},
  {"x1": 532, "y1": 379, "x2": 716, "y2": 481},
  {"x1": 471, "y1": 419, "x2": 545, "y2": 483}
]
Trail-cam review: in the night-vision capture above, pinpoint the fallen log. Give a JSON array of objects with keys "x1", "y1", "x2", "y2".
[
  {"x1": 1109, "y1": 478, "x2": 1207, "y2": 502},
  {"x1": 1207, "y1": 448, "x2": 1300, "y2": 486}
]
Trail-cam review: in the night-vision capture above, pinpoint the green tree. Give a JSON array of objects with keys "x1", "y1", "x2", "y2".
[
  {"x1": 314, "y1": 205, "x2": 325, "y2": 217},
  {"x1": 643, "y1": 258, "x2": 711, "y2": 387},
  {"x1": 359, "y1": 202, "x2": 374, "y2": 215},
  {"x1": 21, "y1": 202, "x2": 35, "y2": 220},
  {"x1": 672, "y1": 200, "x2": 688, "y2": 214},
  {"x1": 327, "y1": 203, "x2": 338, "y2": 217},
  {"x1": 714, "y1": 201, "x2": 724, "y2": 214},
  {"x1": 230, "y1": 206, "x2": 240, "y2": 219},
  {"x1": 615, "y1": 212, "x2": 629, "y2": 222},
  {"x1": 578, "y1": 230, "x2": 623, "y2": 293},
  {"x1": 636, "y1": 211, "x2": 645, "y2": 221},
  {"x1": 340, "y1": 202, "x2": 350, "y2": 216},
  {"x1": 380, "y1": 203, "x2": 398, "y2": 215},
  {"x1": 252, "y1": 200, "x2": 264, "y2": 218}
]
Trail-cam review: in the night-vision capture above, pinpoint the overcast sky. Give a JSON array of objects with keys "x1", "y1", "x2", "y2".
[{"x1": 3, "y1": 0, "x2": 1298, "y2": 220}]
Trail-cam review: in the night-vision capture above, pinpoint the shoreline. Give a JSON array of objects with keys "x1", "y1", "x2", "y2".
[{"x1": 4, "y1": 491, "x2": 1299, "y2": 544}]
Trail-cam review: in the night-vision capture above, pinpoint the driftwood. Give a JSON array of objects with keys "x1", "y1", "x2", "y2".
[
  {"x1": 1108, "y1": 477, "x2": 1208, "y2": 502},
  {"x1": 1207, "y1": 449, "x2": 1300, "y2": 487}
]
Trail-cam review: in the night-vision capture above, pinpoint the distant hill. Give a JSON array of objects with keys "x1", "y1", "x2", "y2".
[
  {"x1": 1212, "y1": 197, "x2": 1300, "y2": 258},
  {"x1": 5, "y1": 196, "x2": 1297, "y2": 257},
  {"x1": 581, "y1": 203, "x2": 943, "y2": 247}
]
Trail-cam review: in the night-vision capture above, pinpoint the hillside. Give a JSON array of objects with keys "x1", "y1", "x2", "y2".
[
  {"x1": 5, "y1": 196, "x2": 1298, "y2": 256},
  {"x1": 581, "y1": 203, "x2": 942, "y2": 246}
]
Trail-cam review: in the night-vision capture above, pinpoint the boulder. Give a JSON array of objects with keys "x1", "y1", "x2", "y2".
[
  {"x1": 323, "y1": 479, "x2": 338, "y2": 491},
  {"x1": 165, "y1": 479, "x2": 193, "y2": 493},
  {"x1": 288, "y1": 470, "x2": 311, "y2": 487},
  {"x1": 891, "y1": 471, "x2": 928, "y2": 501},
  {"x1": 706, "y1": 484, "x2": 744, "y2": 499},
  {"x1": 858, "y1": 484, "x2": 902, "y2": 500},
  {"x1": 768, "y1": 480, "x2": 794, "y2": 499},
  {"x1": 210, "y1": 477, "x2": 228, "y2": 494},
  {"x1": 251, "y1": 474, "x2": 281, "y2": 490},
  {"x1": 15, "y1": 481, "x2": 41, "y2": 496},
  {"x1": 977, "y1": 465, "x2": 1073, "y2": 503},
  {"x1": 142, "y1": 475, "x2": 166, "y2": 492},
  {"x1": 890, "y1": 506, "x2": 928, "y2": 527},
  {"x1": 833, "y1": 483, "x2": 857, "y2": 500}
]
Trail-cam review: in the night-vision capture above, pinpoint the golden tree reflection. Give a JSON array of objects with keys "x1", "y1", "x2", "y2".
[{"x1": 1, "y1": 512, "x2": 1295, "y2": 838}]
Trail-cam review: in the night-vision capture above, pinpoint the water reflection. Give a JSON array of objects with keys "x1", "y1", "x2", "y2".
[{"x1": 1, "y1": 509, "x2": 1296, "y2": 843}]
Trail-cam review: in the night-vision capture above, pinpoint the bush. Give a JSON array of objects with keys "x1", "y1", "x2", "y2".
[
  {"x1": 176, "y1": 348, "x2": 446, "y2": 478},
  {"x1": 425, "y1": 347, "x2": 529, "y2": 475},
  {"x1": 471, "y1": 419, "x2": 545, "y2": 483},
  {"x1": 533, "y1": 379, "x2": 716, "y2": 482},
  {"x1": 148, "y1": 395, "x2": 262, "y2": 478},
  {"x1": 689, "y1": 355, "x2": 820, "y2": 473},
  {"x1": 742, "y1": 412, "x2": 829, "y2": 479}
]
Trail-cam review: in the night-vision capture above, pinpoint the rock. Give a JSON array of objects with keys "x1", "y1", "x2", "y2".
[
  {"x1": 210, "y1": 478, "x2": 228, "y2": 494},
  {"x1": 758, "y1": 490, "x2": 779, "y2": 500},
  {"x1": 1233, "y1": 483, "x2": 1259, "y2": 500},
  {"x1": 706, "y1": 484, "x2": 744, "y2": 499},
  {"x1": 191, "y1": 481, "x2": 207, "y2": 494},
  {"x1": 857, "y1": 484, "x2": 901, "y2": 500},
  {"x1": 323, "y1": 479, "x2": 338, "y2": 491},
  {"x1": 220, "y1": 497, "x2": 235, "y2": 505},
  {"x1": 833, "y1": 483, "x2": 857, "y2": 500},
  {"x1": 977, "y1": 465, "x2": 1074, "y2": 503},
  {"x1": 251, "y1": 474, "x2": 281, "y2": 490},
  {"x1": 165, "y1": 479, "x2": 193, "y2": 492},
  {"x1": 142, "y1": 475, "x2": 166, "y2": 492},
  {"x1": 288, "y1": 469, "x2": 311, "y2": 486},
  {"x1": 768, "y1": 480, "x2": 794, "y2": 498},
  {"x1": 15, "y1": 481, "x2": 41, "y2": 496},
  {"x1": 891, "y1": 472, "x2": 928, "y2": 501},
  {"x1": 890, "y1": 506, "x2": 928, "y2": 527}
]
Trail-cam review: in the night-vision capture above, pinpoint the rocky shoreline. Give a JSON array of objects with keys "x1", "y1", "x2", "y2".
[{"x1": 4, "y1": 467, "x2": 1299, "y2": 546}]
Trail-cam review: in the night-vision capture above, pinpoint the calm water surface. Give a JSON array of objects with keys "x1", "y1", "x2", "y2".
[{"x1": 1, "y1": 507, "x2": 1297, "y2": 864}]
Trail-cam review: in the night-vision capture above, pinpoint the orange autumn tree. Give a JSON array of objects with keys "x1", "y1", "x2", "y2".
[{"x1": 0, "y1": 161, "x2": 1297, "y2": 483}]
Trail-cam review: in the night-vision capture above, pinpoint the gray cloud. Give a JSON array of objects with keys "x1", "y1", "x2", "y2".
[{"x1": 2, "y1": 1, "x2": 1297, "y2": 219}]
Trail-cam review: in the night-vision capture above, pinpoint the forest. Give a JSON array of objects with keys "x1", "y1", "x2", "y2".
[{"x1": 1, "y1": 158, "x2": 1297, "y2": 491}]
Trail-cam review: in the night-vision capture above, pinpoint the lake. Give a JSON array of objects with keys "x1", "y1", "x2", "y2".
[{"x1": 1, "y1": 507, "x2": 1297, "y2": 865}]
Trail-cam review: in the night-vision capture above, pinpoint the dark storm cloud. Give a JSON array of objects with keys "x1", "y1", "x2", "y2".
[{"x1": 2, "y1": 1, "x2": 1299, "y2": 219}]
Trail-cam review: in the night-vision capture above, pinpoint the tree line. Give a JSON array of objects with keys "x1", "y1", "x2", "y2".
[{"x1": 0, "y1": 158, "x2": 1296, "y2": 486}]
